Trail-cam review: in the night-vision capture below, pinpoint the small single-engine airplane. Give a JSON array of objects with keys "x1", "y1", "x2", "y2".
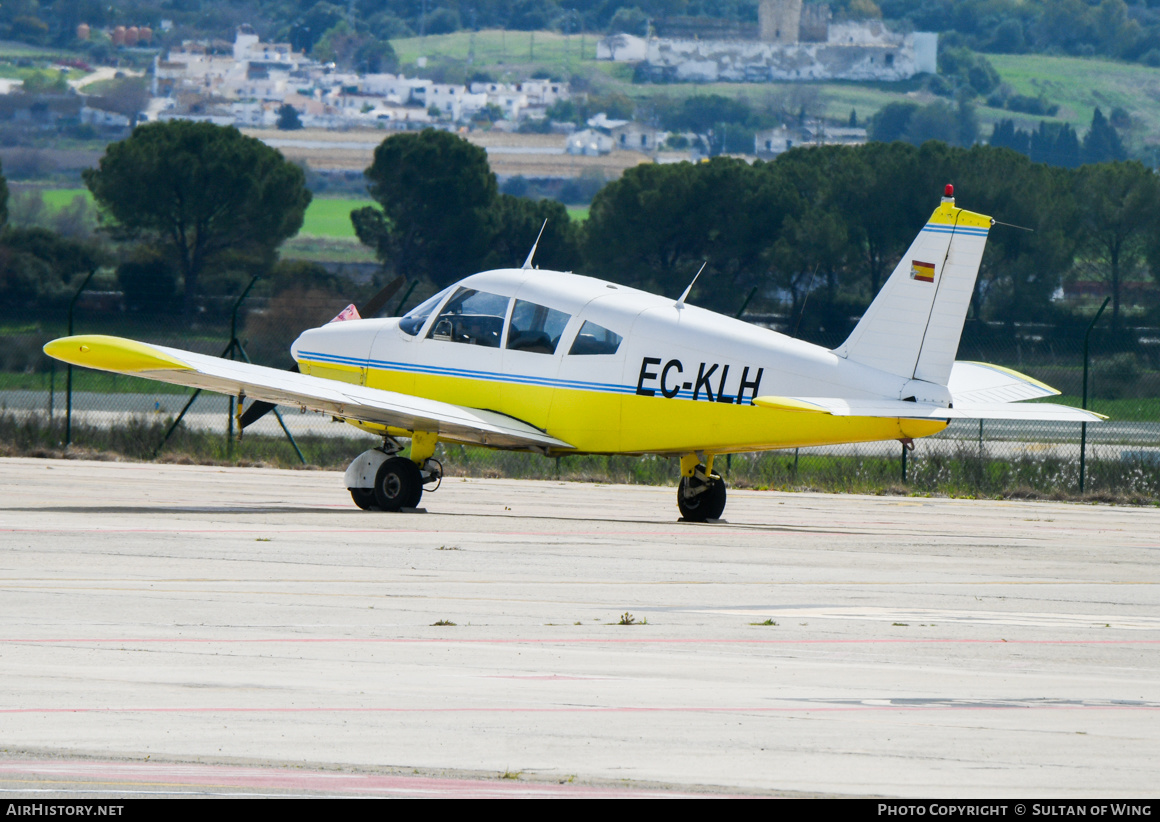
[{"x1": 45, "y1": 185, "x2": 1102, "y2": 520}]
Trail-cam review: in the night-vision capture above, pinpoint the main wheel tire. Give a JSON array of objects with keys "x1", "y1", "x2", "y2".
[
  {"x1": 677, "y1": 474, "x2": 727, "y2": 522},
  {"x1": 350, "y1": 487, "x2": 378, "y2": 510},
  {"x1": 373, "y1": 457, "x2": 424, "y2": 511}
]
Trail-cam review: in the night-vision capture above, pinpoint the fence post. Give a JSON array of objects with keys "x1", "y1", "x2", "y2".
[
  {"x1": 225, "y1": 276, "x2": 260, "y2": 456},
  {"x1": 1079, "y1": 297, "x2": 1110, "y2": 494},
  {"x1": 65, "y1": 268, "x2": 98, "y2": 447}
]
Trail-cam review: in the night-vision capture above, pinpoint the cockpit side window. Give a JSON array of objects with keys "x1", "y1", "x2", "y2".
[
  {"x1": 506, "y1": 299, "x2": 571, "y2": 355},
  {"x1": 426, "y1": 287, "x2": 510, "y2": 348},
  {"x1": 568, "y1": 320, "x2": 623, "y2": 355},
  {"x1": 399, "y1": 286, "x2": 453, "y2": 336}
]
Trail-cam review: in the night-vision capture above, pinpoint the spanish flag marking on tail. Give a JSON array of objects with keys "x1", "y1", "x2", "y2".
[{"x1": 910, "y1": 260, "x2": 936, "y2": 283}]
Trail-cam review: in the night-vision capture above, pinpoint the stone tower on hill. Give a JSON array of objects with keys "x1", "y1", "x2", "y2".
[{"x1": 759, "y1": 0, "x2": 802, "y2": 44}]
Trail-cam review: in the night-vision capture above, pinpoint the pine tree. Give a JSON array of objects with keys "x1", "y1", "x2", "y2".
[{"x1": 1082, "y1": 107, "x2": 1126, "y2": 164}]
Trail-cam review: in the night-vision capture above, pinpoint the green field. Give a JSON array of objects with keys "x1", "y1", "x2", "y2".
[
  {"x1": 34, "y1": 190, "x2": 375, "y2": 239},
  {"x1": 393, "y1": 29, "x2": 597, "y2": 80},
  {"x1": 299, "y1": 197, "x2": 373, "y2": 237},
  {"x1": 39, "y1": 188, "x2": 92, "y2": 208},
  {"x1": 988, "y1": 54, "x2": 1160, "y2": 136}
]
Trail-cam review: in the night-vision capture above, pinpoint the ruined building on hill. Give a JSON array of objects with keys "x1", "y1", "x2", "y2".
[{"x1": 598, "y1": 0, "x2": 937, "y2": 83}]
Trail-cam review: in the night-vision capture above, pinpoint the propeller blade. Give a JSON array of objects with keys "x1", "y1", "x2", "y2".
[
  {"x1": 359, "y1": 276, "x2": 405, "y2": 319},
  {"x1": 238, "y1": 399, "x2": 275, "y2": 429},
  {"x1": 239, "y1": 382, "x2": 292, "y2": 429}
]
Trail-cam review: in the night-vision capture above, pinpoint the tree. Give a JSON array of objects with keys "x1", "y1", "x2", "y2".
[
  {"x1": 83, "y1": 121, "x2": 311, "y2": 321},
  {"x1": 1083, "y1": 107, "x2": 1126, "y2": 165},
  {"x1": 277, "y1": 103, "x2": 303, "y2": 130},
  {"x1": 89, "y1": 76, "x2": 148, "y2": 125},
  {"x1": 352, "y1": 129, "x2": 498, "y2": 286},
  {"x1": 1075, "y1": 161, "x2": 1160, "y2": 332},
  {"x1": 868, "y1": 102, "x2": 919, "y2": 143},
  {"x1": 583, "y1": 157, "x2": 794, "y2": 313},
  {"x1": 0, "y1": 158, "x2": 8, "y2": 230},
  {"x1": 483, "y1": 195, "x2": 579, "y2": 273}
]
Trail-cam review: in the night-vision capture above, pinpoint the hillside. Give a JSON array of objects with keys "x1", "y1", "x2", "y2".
[{"x1": 391, "y1": 30, "x2": 1159, "y2": 153}]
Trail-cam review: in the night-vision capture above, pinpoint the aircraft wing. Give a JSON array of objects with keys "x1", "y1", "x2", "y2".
[
  {"x1": 44, "y1": 335, "x2": 575, "y2": 451},
  {"x1": 753, "y1": 395, "x2": 1105, "y2": 422}
]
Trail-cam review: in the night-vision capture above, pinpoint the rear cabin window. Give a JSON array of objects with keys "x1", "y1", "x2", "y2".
[
  {"x1": 506, "y1": 300, "x2": 571, "y2": 355},
  {"x1": 568, "y1": 321, "x2": 623, "y2": 356},
  {"x1": 427, "y1": 288, "x2": 510, "y2": 348}
]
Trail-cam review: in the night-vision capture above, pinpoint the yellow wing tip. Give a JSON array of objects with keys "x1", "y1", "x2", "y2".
[{"x1": 43, "y1": 335, "x2": 193, "y2": 373}]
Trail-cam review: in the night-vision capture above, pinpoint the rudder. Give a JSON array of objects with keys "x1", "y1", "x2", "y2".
[{"x1": 834, "y1": 186, "x2": 992, "y2": 387}]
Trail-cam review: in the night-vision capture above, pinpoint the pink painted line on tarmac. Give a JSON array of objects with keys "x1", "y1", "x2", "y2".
[
  {"x1": 3, "y1": 637, "x2": 1158, "y2": 645},
  {"x1": 1, "y1": 705, "x2": 1156, "y2": 715},
  {"x1": 0, "y1": 759, "x2": 719, "y2": 797}
]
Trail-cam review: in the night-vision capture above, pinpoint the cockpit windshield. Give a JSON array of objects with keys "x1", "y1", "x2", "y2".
[
  {"x1": 398, "y1": 286, "x2": 454, "y2": 336},
  {"x1": 426, "y1": 287, "x2": 511, "y2": 348}
]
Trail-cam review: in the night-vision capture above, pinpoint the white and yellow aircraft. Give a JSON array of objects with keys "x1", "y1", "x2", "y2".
[{"x1": 44, "y1": 186, "x2": 1101, "y2": 520}]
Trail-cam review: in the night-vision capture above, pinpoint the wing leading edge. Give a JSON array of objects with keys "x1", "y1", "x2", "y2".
[{"x1": 43, "y1": 335, "x2": 574, "y2": 451}]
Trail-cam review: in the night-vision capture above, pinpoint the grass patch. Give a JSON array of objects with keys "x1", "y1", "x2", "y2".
[
  {"x1": 1033, "y1": 395, "x2": 1160, "y2": 423},
  {"x1": 0, "y1": 412, "x2": 367, "y2": 468},
  {"x1": 281, "y1": 235, "x2": 379, "y2": 263},
  {"x1": 33, "y1": 190, "x2": 374, "y2": 242},
  {"x1": 0, "y1": 369, "x2": 192, "y2": 394},
  {"x1": 300, "y1": 197, "x2": 375, "y2": 238},
  {"x1": 987, "y1": 53, "x2": 1160, "y2": 133},
  {"x1": 2, "y1": 412, "x2": 1157, "y2": 503},
  {"x1": 393, "y1": 29, "x2": 590, "y2": 74}
]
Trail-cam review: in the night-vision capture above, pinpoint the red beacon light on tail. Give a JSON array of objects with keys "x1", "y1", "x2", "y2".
[{"x1": 943, "y1": 183, "x2": 955, "y2": 200}]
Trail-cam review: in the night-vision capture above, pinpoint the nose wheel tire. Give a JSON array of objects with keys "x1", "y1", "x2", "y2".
[
  {"x1": 677, "y1": 474, "x2": 727, "y2": 522},
  {"x1": 350, "y1": 487, "x2": 378, "y2": 510},
  {"x1": 373, "y1": 457, "x2": 424, "y2": 511}
]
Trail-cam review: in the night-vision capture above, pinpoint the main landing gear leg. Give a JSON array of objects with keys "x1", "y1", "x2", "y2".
[
  {"x1": 677, "y1": 452, "x2": 727, "y2": 522},
  {"x1": 346, "y1": 431, "x2": 443, "y2": 512}
]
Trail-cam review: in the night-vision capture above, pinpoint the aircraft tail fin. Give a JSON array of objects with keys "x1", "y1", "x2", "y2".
[{"x1": 834, "y1": 186, "x2": 992, "y2": 387}]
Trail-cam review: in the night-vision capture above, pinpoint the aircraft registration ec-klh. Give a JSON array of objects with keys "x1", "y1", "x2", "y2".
[{"x1": 45, "y1": 186, "x2": 1102, "y2": 521}]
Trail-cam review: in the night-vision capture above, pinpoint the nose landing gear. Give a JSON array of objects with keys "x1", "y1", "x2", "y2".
[{"x1": 345, "y1": 431, "x2": 442, "y2": 512}]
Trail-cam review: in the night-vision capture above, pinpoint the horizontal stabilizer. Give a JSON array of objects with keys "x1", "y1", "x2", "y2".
[
  {"x1": 948, "y1": 361, "x2": 1059, "y2": 404},
  {"x1": 43, "y1": 335, "x2": 574, "y2": 451},
  {"x1": 753, "y1": 395, "x2": 1104, "y2": 422}
]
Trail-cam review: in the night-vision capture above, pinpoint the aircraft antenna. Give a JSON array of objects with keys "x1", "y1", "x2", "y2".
[
  {"x1": 521, "y1": 220, "x2": 548, "y2": 270},
  {"x1": 675, "y1": 262, "x2": 707, "y2": 308}
]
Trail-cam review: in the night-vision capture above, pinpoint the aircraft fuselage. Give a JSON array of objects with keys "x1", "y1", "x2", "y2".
[{"x1": 292, "y1": 268, "x2": 946, "y2": 455}]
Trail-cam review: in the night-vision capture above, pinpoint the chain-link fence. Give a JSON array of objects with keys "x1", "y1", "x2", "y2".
[{"x1": 3, "y1": 281, "x2": 1157, "y2": 499}]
